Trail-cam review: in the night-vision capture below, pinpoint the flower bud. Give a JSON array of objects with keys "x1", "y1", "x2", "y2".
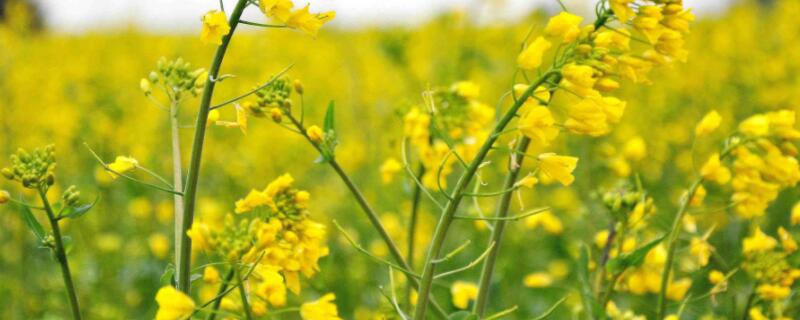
[
  {"x1": 270, "y1": 108, "x2": 283, "y2": 123},
  {"x1": 293, "y1": 79, "x2": 304, "y2": 94},
  {"x1": 140, "y1": 78, "x2": 152, "y2": 95},
  {"x1": 1, "y1": 168, "x2": 14, "y2": 180},
  {"x1": 46, "y1": 173, "x2": 55, "y2": 186},
  {"x1": 0, "y1": 190, "x2": 10, "y2": 204}
]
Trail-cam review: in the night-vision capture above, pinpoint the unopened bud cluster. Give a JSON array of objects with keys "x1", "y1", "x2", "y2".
[
  {"x1": 141, "y1": 57, "x2": 206, "y2": 98},
  {"x1": 243, "y1": 77, "x2": 299, "y2": 121},
  {"x1": 61, "y1": 185, "x2": 81, "y2": 207},
  {"x1": 2, "y1": 145, "x2": 56, "y2": 189}
]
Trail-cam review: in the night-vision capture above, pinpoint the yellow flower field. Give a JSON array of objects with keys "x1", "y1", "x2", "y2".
[{"x1": 0, "y1": 0, "x2": 799, "y2": 319}]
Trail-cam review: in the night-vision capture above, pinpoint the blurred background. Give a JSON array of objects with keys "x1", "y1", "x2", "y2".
[{"x1": 0, "y1": 0, "x2": 798, "y2": 319}]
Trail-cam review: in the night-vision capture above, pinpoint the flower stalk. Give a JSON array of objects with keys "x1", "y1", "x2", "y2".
[
  {"x1": 39, "y1": 188, "x2": 82, "y2": 320},
  {"x1": 176, "y1": 0, "x2": 250, "y2": 293}
]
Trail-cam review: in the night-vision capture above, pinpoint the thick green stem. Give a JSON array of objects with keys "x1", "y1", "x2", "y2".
[
  {"x1": 285, "y1": 114, "x2": 447, "y2": 318},
  {"x1": 414, "y1": 72, "x2": 557, "y2": 319},
  {"x1": 176, "y1": 0, "x2": 249, "y2": 293},
  {"x1": 656, "y1": 178, "x2": 702, "y2": 319},
  {"x1": 206, "y1": 269, "x2": 236, "y2": 320},
  {"x1": 472, "y1": 137, "x2": 530, "y2": 316},
  {"x1": 236, "y1": 270, "x2": 254, "y2": 320},
  {"x1": 169, "y1": 101, "x2": 186, "y2": 282},
  {"x1": 406, "y1": 164, "x2": 425, "y2": 309},
  {"x1": 40, "y1": 188, "x2": 82, "y2": 320}
]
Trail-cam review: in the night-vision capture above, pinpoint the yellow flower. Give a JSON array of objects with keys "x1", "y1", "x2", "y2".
[
  {"x1": 286, "y1": 5, "x2": 334, "y2": 37},
  {"x1": 255, "y1": 266, "x2": 287, "y2": 307},
  {"x1": 379, "y1": 158, "x2": 403, "y2": 183},
  {"x1": 234, "y1": 189, "x2": 271, "y2": 213},
  {"x1": 517, "y1": 36, "x2": 551, "y2": 71},
  {"x1": 689, "y1": 184, "x2": 706, "y2": 206},
  {"x1": 300, "y1": 293, "x2": 341, "y2": 320},
  {"x1": 107, "y1": 156, "x2": 138, "y2": 179},
  {"x1": 778, "y1": 227, "x2": 797, "y2": 253},
  {"x1": 633, "y1": 5, "x2": 664, "y2": 43},
  {"x1": 739, "y1": 114, "x2": 770, "y2": 137},
  {"x1": 695, "y1": 110, "x2": 722, "y2": 137},
  {"x1": 307, "y1": 125, "x2": 324, "y2": 143},
  {"x1": 518, "y1": 104, "x2": 559, "y2": 146},
  {"x1": 450, "y1": 281, "x2": 478, "y2": 309},
  {"x1": 544, "y1": 12, "x2": 583, "y2": 42},
  {"x1": 186, "y1": 222, "x2": 212, "y2": 252},
  {"x1": 700, "y1": 153, "x2": 731, "y2": 185},
  {"x1": 515, "y1": 174, "x2": 539, "y2": 188},
  {"x1": 538, "y1": 153, "x2": 578, "y2": 186},
  {"x1": 200, "y1": 10, "x2": 230, "y2": 46},
  {"x1": 523, "y1": 272, "x2": 553, "y2": 288},
  {"x1": 148, "y1": 233, "x2": 170, "y2": 259},
  {"x1": 742, "y1": 227, "x2": 777, "y2": 255},
  {"x1": 756, "y1": 284, "x2": 791, "y2": 300},
  {"x1": 203, "y1": 266, "x2": 220, "y2": 284},
  {"x1": 610, "y1": 0, "x2": 635, "y2": 22},
  {"x1": 708, "y1": 270, "x2": 726, "y2": 285},
  {"x1": 207, "y1": 109, "x2": 221, "y2": 127},
  {"x1": 623, "y1": 137, "x2": 646, "y2": 161},
  {"x1": 524, "y1": 210, "x2": 563, "y2": 234},
  {"x1": 749, "y1": 308, "x2": 768, "y2": 320},
  {"x1": 259, "y1": 0, "x2": 294, "y2": 22},
  {"x1": 665, "y1": 278, "x2": 692, "y2": 301},
  {"x1": 155, "y1": 286, "x2": 196, "y2": 320},
  {"x1": 451, "y1": 81, "x2": 480, "y2": 99},
  {"x1": 689, "y1": 237, "x2": 712, "y2": 266},
  {"x1": 792, "y1": 201, "x2": 800, "y2": 225},
  {"x1": 513, "y1": 85, "x2": 550, "y2": 102}
]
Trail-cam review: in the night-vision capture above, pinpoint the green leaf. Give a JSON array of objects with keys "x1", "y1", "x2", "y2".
[
  {"x1": 61, "y1": 195, "x2": 100, "y2": 219},
  {"x1": 605, "y1": 235, "x2": 665, "y2": 275},
  {"x1": 323, "y1": 100, "x2": 335, "y2": 134},
  {"x1": 577, "y1": 244, "x2": 602, "y2": 320},
  {"x1": 447, "y1": 311, "x2": 478, "y2": 320},
  {"x1": 19, "y1": 205, "x2": 45, "y2": 240},
  {"x1": 160, "y1": 264, "x2": 175, "y2": 286}
]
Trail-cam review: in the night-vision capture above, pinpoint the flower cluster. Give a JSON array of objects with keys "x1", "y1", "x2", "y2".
[
  {"x1": 741, "y1": 227, "x2": 799, "y2": 315},
  {"x1": 140, "y1": 57, "x2": 206, "y2": 99},
  {"x1": 401, "y1": 81, "x2": 495, "y2": 188},
  {"x1": 189, "y1": 173, "x2": 328, "y2": 293},
  {"x1": 1, "y1": 145, "x2": 56, "y2": 189}
]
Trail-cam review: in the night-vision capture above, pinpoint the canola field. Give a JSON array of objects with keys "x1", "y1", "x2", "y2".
[{"x1": 0, "y1": 0, "x2": 799, "y2": 319}]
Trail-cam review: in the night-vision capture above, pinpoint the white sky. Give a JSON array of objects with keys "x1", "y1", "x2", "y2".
[{"x1": 35, "y1": 0, "x2": 735, "y2": 33}]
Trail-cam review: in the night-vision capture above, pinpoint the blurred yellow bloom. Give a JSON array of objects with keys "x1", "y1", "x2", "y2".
[
  {"x1": 695, "y1": 110, "x2": 721, "y2": 137},
  {"x1": 739, "y1": 114, "x2": 770, "y2": 136},
  {"x1": 451, "y1": 81, "x2": 480, "y2": 99},
  {"x1": 523, "y1": 272, "x2": 553, "y2": 288},
  {"x1": 777, "y1": 227, "x2": 797, "y2": 253},
  {"x1": 708, "y1": 270, "x2": 726, "y2": 285},
  {"x1": 155, "y1": 286, "x2": 196, "y2": 320},
  {"x1": 689, "y1": 184, "x2": 706, "y2": 206},
  {"x1": 700, "y1": 153, "x2": 731, "y2": 185},
  {"x1": 149, "y1": 233, "x2": 170, "y2": 259},
  {"x1": 689, "y1": 236, "x2": 712, "y2": 266},
  {"x1": 525, "y1": 210, "x2": 563, "y2": 234},
  {"x1": 538, "y1": 153, "x2": 578, "y2": 186},
  {"x1": 544, "y1": 12, "x2": 582, "y2": 42},
  {"x1": 300, "y1": 293, "x2": 341, "y2": 320},
  {"x1": 742, "y1": 227, "x2": 777, "y2": 255},
  {"x1": 203, "y1": 266, "x2": 220, "y2": 284},
  {"x1": 792, "y1": 201, "x2": 800, "y2": 225},
  {"x1": 756, "y1": 284, "x2": 790, "y2": 300},
  {"x1": 200, "y1": 10, "x2": 230, "y2": 45},
  {"x1": 450, "y1": 281, "x2": 478, "y2": 309},
  {"x1": 515, "y1": 174, "x2": 539, "y2": 189},
  {"x1": 519, "y1": 104, "x2": 559, "y2": 146},
  {"x1": 307, "y1": 125, "x2": 324, "y2": 143},
  {"x1": 517, "y1": 36, "x2": 551, "y2": 71},
  {"x1": 107, "y1": 156, "x2": 138, "y2": 179},
  {"x1": 665, "y1": 278, "x2": 691, "y2": 301},
  {"x1": 623, "y1": 137, "x2": 646, "y2": 161},
  {"x1": 379, "y1": 158, "x2": 403, "y2": 183},
  {"x1": 0, "y1": 190, "x2": 9, "y2": 204},
  {"x1": 749, "y1": 308, "x2": 768, "y2": 320},
  {"x1": 186, "y1": 222, "x2": 212, "y2": 252},
  {"x1": 610, "y1": 0, "x2": 635, "y2": 22},
  {"x1": 633, "y1": 5, "x2": 665, "y2": 43}
]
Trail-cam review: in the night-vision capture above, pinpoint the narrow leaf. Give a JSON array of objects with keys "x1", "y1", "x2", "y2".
[
  {"x1": 19, "y1": 205, "x2": 45, "y2": 240},
  {"x1": 323, "y1": 100, "x2": 335, "y2": 134},
  {"x1": 62, "y1": 195, "x2": 100, "y2": 219},
  {"x1": 577, "y1": 244, "x2": 601, "y2": 320},
  {"x1": 605, "y1": 235, "x2": 665, "y2": 275}
]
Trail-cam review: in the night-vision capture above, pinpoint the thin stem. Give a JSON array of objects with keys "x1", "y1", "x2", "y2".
[
  {"x1": 406, "y1": 163, "x2": 425, "y2": 309},
  {"x1": 39, "y1": 188, "x2": 82, "y2": 320},
  {"x1": 236, "y1": 270, "x2": 254, "y2": 320},
  {"x1": 284, "y1": 113, "x2": 447, "y2": 318},
  {"x1": 656, "y1": 178, "x2": 703, "y2": 319},
  {"x1": 169, "y1": 100, "x2": 187, "y2": 285},
  {"x1": 206, "y1": 269, "x2": 236, "y2": 320},
  {"x1": 209, "y1": 65, "x2": 293, "y2": 110},
  {"x1": 472, "y1": 137, "x2": 530, "y2": 316},
  {"x1": 177, "y1": 0, "x2": 250, "y2": 293},
  {"x1": 415, "y1": 71, "x2": 557, "y2": 319},
  {"x1": 239, "y1": 20, "x2": 287, "y2": 28}
]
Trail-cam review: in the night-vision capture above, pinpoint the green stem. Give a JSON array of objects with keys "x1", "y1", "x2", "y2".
[
  {"x1": 206, "y1": 269, "x2": 236, "y2": 320},
  {"x1": 472, "y1": 136, "x2": 530, "y2": 316},
  {"x1": 656, "y1": 178, "x2": 702, "y2": 319},
  {"x1": 285, "y1": 114, "x2": 447, "y2": 318},
  {"x1": 176, "y1": 0, "x2": 249, "y2": 293},
  {"x1": 406, "y1": 164, "x2": 425, "y2": 309},
  {"x1": 414, "y1": 72, "x2": 557, "y2": 319},
  {"x1": 169, "y1": 100, "x2": 187, "y2": 284},
  {"x1": 39, "y1": 188, "x2": 82, "y2": 320},
  {"x1": 236, "y1": 270, "x2": 254, "y2": 320}
]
